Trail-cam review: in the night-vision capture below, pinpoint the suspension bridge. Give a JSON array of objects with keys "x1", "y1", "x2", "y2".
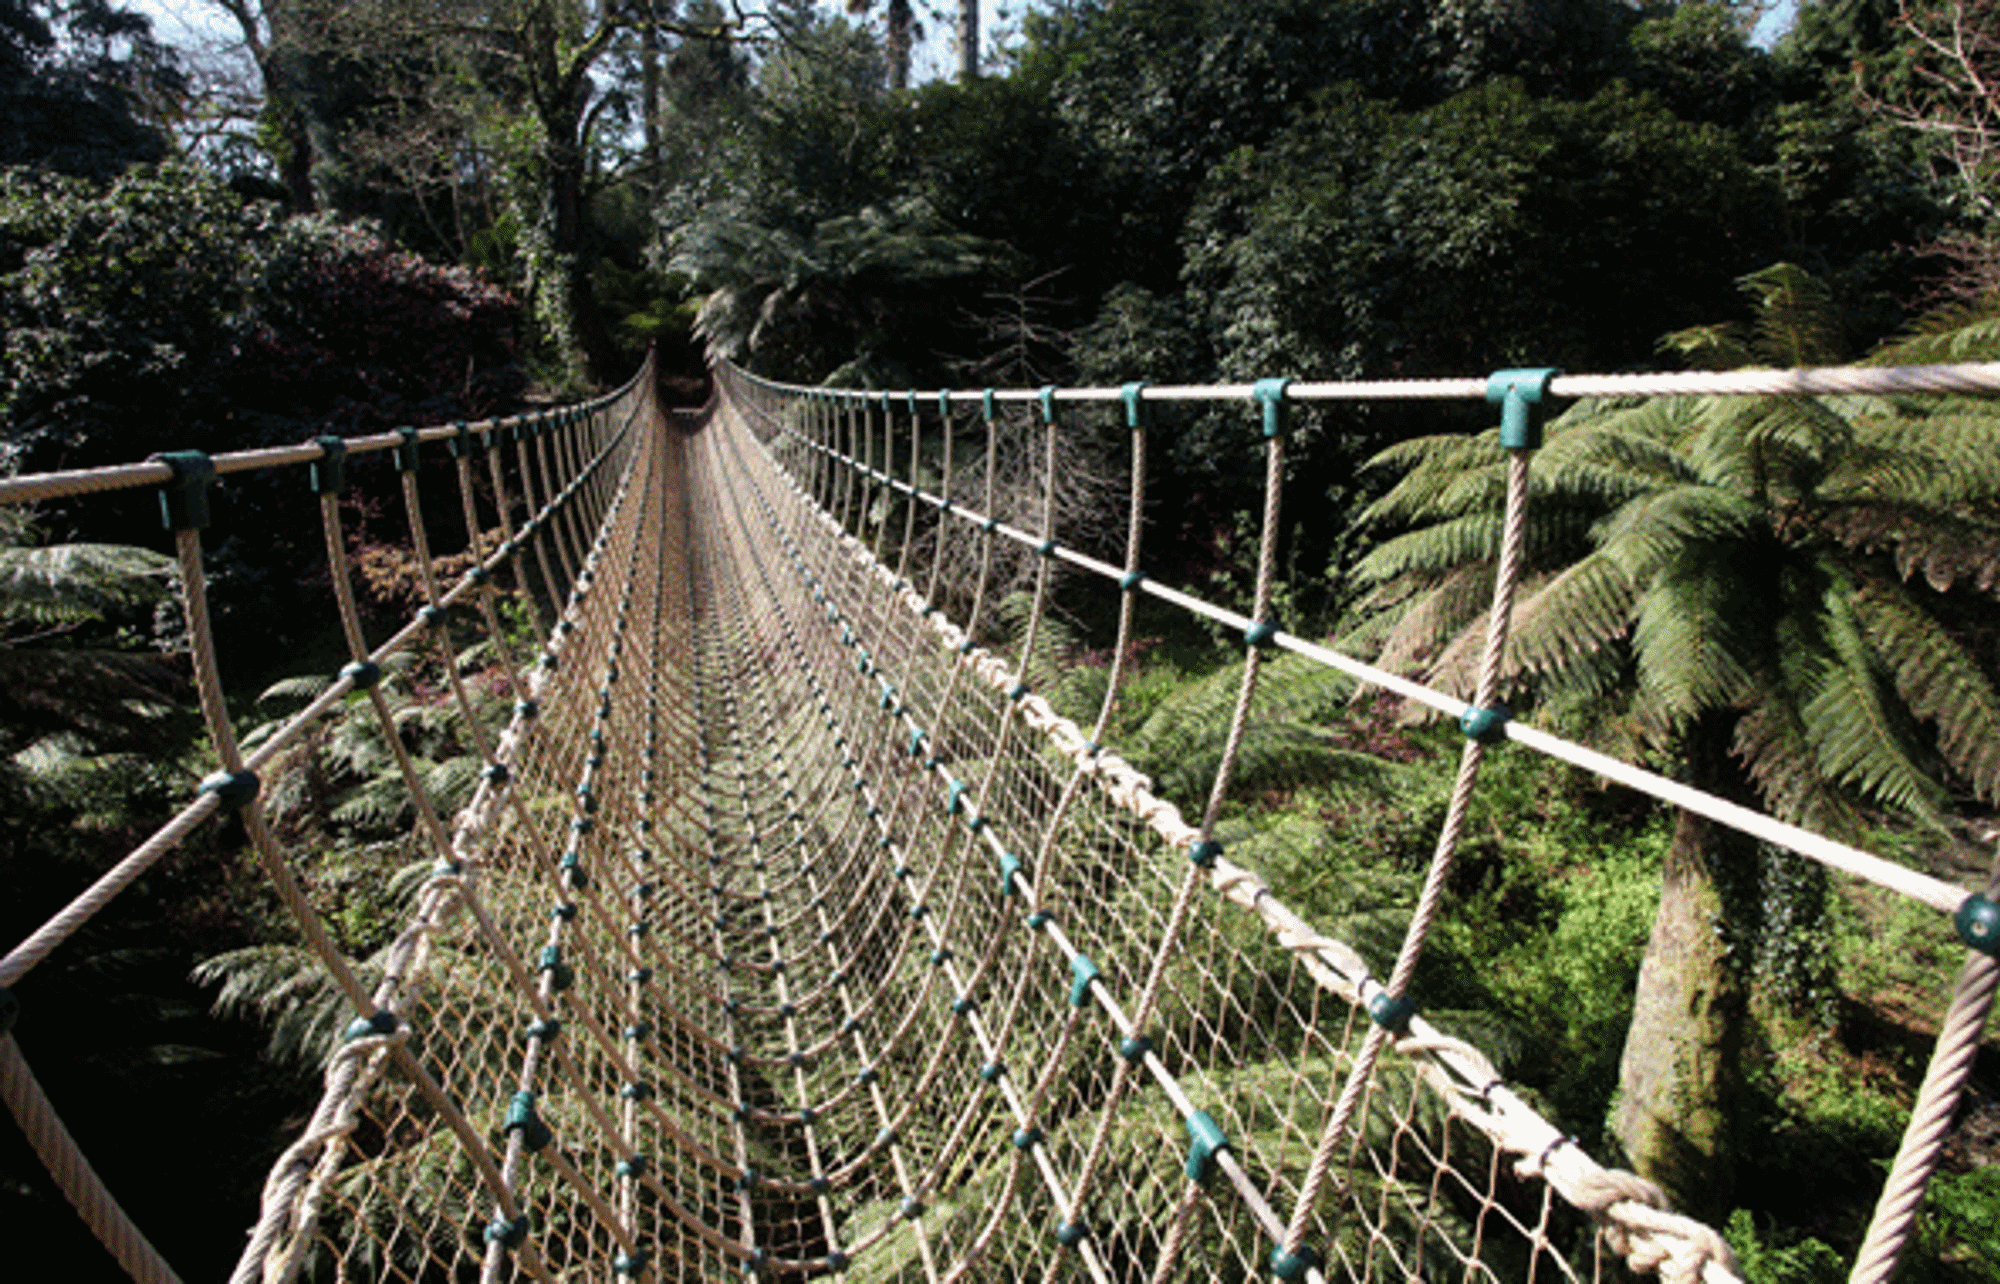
[{"x1": 2, "y1": 354, "x2": 1998, "y2": 1284}]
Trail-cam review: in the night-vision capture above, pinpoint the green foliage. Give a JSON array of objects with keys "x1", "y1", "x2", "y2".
[
  {"x1": 1726, "y1": 1209, "x2": 1849, "y2": 1284},
  {"x1": 1185, "y1": 79, "x2": 1778, "y2": 384},
  {"x1": 1352, "y1": 269, "x2": 2000, "y2": 837}
]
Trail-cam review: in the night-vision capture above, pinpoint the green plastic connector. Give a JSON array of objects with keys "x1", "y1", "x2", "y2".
[
  {"x1": 979, "y1": 1061, "x2": 1006, "y2": 1083},
  {"x1": 1459, "y1": 703, "x2": 1511, "y2": 744},
  {"x1": 1270, "y1": 1244, "x2": 1320, "y2": 1282},
  {"x1": 199, "y1": 769, "x2": 260, "y2": 810},
  {"x1": 1253, "y1": 378, "x2": 1293, "y2": 439},
  {"x1": 938, "y1": 389, "x2": 952, "y2": 421},
  {"x1": 392, "y1": 426, "x2": 422, "y2": 472},
  {"x1": 484, "y1": 1215, "x2": 529, "y2": 1249},
  {"x1": 617, "y1": 1154, "x2": 650, "y2": 1178},
  {"x1": 1038, "y1": 385, "x2": 1058, "y2": 424},
  {"x1": 153, "y1": 451, "x2": 216, "y2": 531},
  {"x1": 614, "y1": 1250, "x2": 651, "y2": 1275},
  {"x1": 1185, "y1": 1110, "x2": 1228, "y2": 1184},
  {"x1": 505, "y1": 1090, "x2": 554, "y2": 1152},
  {"x1": 1118, "y1": 1034, "x2": 1152, "y2": 1063},
  {"x1": 1055, "y1": 1220, "x2": 1088, "y2": 1248},
  {"x1": 342, "y1": 1009, "x2": 398, "y2": 1041},
  {"x1": 1121, "y1": 382, "x2": 1148, "y2": 428},
  {"x1": 526, "y1": 1018, "x2": 561, "y2": 1041},
  {"x1": 1069, "y1": 954, "x2": 1101, "y2": 1007},
  {"x1": 309, "y1": 436, "x2": 347, "y2": 495},
  {"x1": 449, "y1": 421, "x2": 484, "y2": 459},
  {"x1": 1486, "y1": 368, "x2": 1560, "y2": 451},
  {"x1": 1956, "y1": 892, "x2": 2000, "y2": 956},
  {"x1": 341, "y1": 659, "x2": 382, "y2": 690},
  {"x1": 1120, "y1": 570, "x2": 1145, "y2": 592},
  {"x1": 1000, "y1": 851, "x2": 1023, "y2": 897},
  {"x1": 1190, "y1": 839, "x2": 1223, "y2": 869},
  {"x1": 1012, "y1": 1126, "x2": 1042, "y2": 1150},
  {"x1": 1367, "y1": 990, "x2": 1415, "y2": 1033},
  {"x1": 982, "y1": 388, "x2": 996, "y2": 421},
  {"x1": 1244, "y1": 619, "x2": 1280, "y2": 649}
]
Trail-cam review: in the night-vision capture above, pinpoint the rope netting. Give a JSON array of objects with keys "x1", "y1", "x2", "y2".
[{"x1": 2, "y1": 353, "x2": 1998, "y2": 1284}]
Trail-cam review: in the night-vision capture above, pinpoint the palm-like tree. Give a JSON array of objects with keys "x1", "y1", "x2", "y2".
[
  {"x1": 0, "y1": 510, "x2": 180, "y2": 754},
  {"x1": 1344, "y1": 265, "x2": 2000, "y2": 1214}
]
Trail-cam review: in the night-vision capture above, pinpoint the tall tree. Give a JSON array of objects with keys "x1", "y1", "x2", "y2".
[
  {"x1": 1344, "y1": 266, "x2": 2000, "y2": 1215},
  {"x1": 0, "y1": 0, "x2": 183, "y2": 176}
]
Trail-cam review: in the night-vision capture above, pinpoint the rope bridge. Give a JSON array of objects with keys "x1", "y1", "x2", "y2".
[{"x1": 3, "y1": 354, "x2": 1999, "y2": 1284}]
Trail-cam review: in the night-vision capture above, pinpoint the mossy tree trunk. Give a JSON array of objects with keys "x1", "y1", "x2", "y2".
[{"x1": 1613, "y1": 712, "x2": 1746, "y2": 1222}]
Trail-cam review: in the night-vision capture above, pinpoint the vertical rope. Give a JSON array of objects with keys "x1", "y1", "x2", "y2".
[{"x1": 1279, "y1": 446, "x2": 1534, "y2": 1260}]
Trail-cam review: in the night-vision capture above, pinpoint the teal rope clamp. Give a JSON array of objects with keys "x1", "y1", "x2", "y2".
[
  {"x1": 1270, "y1": 1244, "x2": 1321, "y2": 1282},
  {"x1": 1189, "y1": 838, "x2": 1222, "y2": 869},
  {"x1": 504, "y1": 1090, "x2": 554, "y2": 1152},
  {"x1": 1121, "y1": 381, "x2": 1148, "y2": 428},
  {"x1": 1244, "y1": 619, "x2": 1281, "y2": 650},
  {"x1": 537, "y1": 945, "x2": 573, "y2": 992},
  {"x1": 614, "y1": 1250, "x2": 651, "y2": 1275},
  {"x1": 1253, "y1": 378, "x2": 1293, "y2": 439},
  {"x1": 982, "y1": 388, "x2": 997, "y2": 421},
  {"x1": 151, "y1": 450, "x2": 216, "y2": 531},
  {"x1": 616, "y1": 1154, "x2": 650, "y2": 1178},
  {"x1": 999, "y1": 851, "x2": 1023, "y2": 896},
  {"x1": 1069, "y1": 955, "x2": 1101, "y2": 1007},
  {"x1": 448, "y1": 420, "x2": 484, "y2": 459},
  {"x1": 1367, "y1": 990, "x2": 1416, "y2": 1033},
  {"x1": 341, "y1": 659, "x2": 382, "y2": 690},
  {"x1": 1956, "y1": 892, "x2": 2000, "y2": 956},
  {"x1": 1038, "y1": 384, "x2": 1058, "y2": 424},
  {"x1": 1055, "y1": 1220, "x2": 1088, "y2": 1248},
  {"x1": 1459, "y1": 702, "x2": 1511, "y2": 744},
  {"x1": 1486, "y1": 367, "x2": 1560, "y2": 451},
  {"x1": 392, "y1": 426, "x2": 422, "y2": 472},
  {"x1": 309, "y1": 435, "x2": 347, "y2": 495},
  {"x1": 484, "y1": 1215, "x2": 530, "y2": 1249},
  {"x1": 1185, "y1": 1110, "x2": 1229, "y2": 1184},
  {"x1": 341, "y1": 1009, "x2": 398, "y2": 1041},
  {"x1": 199, "y1": 769, "x2": 260, "y2": 810}
]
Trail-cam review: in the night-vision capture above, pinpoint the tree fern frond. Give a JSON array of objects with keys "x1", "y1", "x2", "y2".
[
  {"x1": 1354, "y1": 514, "x2": 1505, "y2": 584},
  {"x1": 1799, "y1": 580, "x2": 1947, "y2": 824},
  {"x1": 1866, "y1": 297, "x2": 2000, "y2": 365},
  {"x1": 1816, "y1": 503, "x2": 2000, "y2": 596},
  {"x1": 260, "y1": 673, "x2": 334, "y2": 705},
  {"x1": 1593, "y1": 486, "x2": 1761, "y2": 583},
  {"x1": 1631, "y1": 569, "x2": 1759, "y2": 727},
  {"x1": 1370, "y1": 562, "x2": 1492, "y2": 677},
  {"x1": 0, "y1": 541, "x2": 175, "y2": 626},
  {"x1": 1849, "y1": 573, "x2": 2000, "y2": 803},
  {"x1": 1505, "y1": 553, "x2": 1639, "y2": 679},
  {"x1": 1732, "y1": 701, "x2": 1862, "y2": 838}
]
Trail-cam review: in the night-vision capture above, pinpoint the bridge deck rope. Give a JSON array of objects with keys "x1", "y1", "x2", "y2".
[{"x1": 0, "y1": 356, "x2": 1995, "y2": 1284}]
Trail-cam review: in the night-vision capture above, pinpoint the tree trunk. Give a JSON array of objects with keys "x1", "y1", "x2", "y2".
[
  {"x1": 1613, "y1": 713, "x2": 1745, "y2": 1222},
  {"x1": 958, "y1": 0, "x2": 977, "y2": 80},
  {"x1": 532, "y1": 136, "x2": 620, "y2": 387},
  {"x1": 887, "y1": 0, "x2": 912, "y2": 90}
]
